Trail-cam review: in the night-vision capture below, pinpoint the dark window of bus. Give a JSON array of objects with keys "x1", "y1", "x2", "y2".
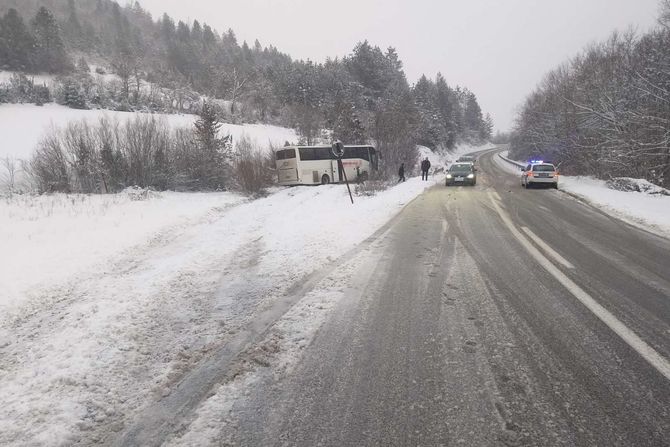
[
  {"x1": 299, "y1": 148, "x2": 332, "y2": 161},
  {"x1": 298, "y1": 148, "x2": 315, "y2": 160},
  {"x1": 343, "y1": 147, "x2": 370, "y2": 161},
  {"x1": 276, "y1": 149, "x2": 296, "y2": 160}
]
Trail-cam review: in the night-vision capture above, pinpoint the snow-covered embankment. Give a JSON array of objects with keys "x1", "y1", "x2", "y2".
[{"x1": 0, "y1": 168, "x2": 447, "y2": 445}]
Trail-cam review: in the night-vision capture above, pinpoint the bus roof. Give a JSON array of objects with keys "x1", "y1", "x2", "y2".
[{"x1": 278, "y1": 144, "x2": 375, "y2": 150}]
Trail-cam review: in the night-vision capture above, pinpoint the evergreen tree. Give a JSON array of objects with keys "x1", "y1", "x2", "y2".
[
  {"x1": 194, "y1": 101, "x2": 230, "y2": 188},
  {"x1": 413, "y1": 75, "x2": 443, "y2": 148},
  {"x1": 62, "y1": 79, "x2": 87, "y2": 109},
  {"x1": 333, "y1": 100, "x2": 367, "y2": 144},
  {"x1": 31, "y1": 7, "x2": 72, "y2": 73},
  {"x1": 0, "y1": 9, "x2": 36, "y2": 71},
  {"x1": 435, "y1": 73, "x2": 458, "y2": 148},
  {"x1": 462, "y1": 90, "x2": 485, "y2": 139},
  {"x1": 483, "y1": 113, "x2": 494, "y2": 140},
  {"x1": 64, "y1": 0, "x2": 84, "y2": 50}
]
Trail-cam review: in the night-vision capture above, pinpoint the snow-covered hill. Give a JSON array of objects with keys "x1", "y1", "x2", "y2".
[{"x1": 0, "y1": 103, "x2": 298, "y2": 160}]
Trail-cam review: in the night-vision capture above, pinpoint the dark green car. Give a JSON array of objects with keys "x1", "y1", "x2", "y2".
[{"x1": 445, "y1": 163, "x2": 476, "y2": 186}]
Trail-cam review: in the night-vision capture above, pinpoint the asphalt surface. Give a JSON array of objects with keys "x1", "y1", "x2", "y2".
[{"x1": 219, "y1": 149, "x2": 670, "y2": 446}]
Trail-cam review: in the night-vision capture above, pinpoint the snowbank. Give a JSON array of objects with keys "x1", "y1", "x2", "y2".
[
  {"x1": 0, "y1": 103, "x2": 298, "y2": 160},
  {"x1": 0, "y1": 190, "x2": 246, "y2": 316},
  {"x1": 0, "y1": 174, "x2": 442, "y2": 445},
  {"x1": 559, "y1": 176, "x2": 670, "y2": 235}
]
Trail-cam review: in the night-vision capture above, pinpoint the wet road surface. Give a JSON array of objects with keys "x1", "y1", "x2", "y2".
[{"x1": 227, "y1": 148, "x2": 670, "y2": 446}]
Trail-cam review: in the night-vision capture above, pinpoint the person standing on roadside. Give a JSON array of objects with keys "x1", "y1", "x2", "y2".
[
  {"x1": 398, "y1": 163, "x2": 406, "y2": 183},
  {"x1": 421, "y1": 157, "x2": 431, "y2": 181}
]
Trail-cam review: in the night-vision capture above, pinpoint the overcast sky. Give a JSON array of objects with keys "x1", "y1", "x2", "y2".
[{"x1": 137, "y1": 0, "x2": 661, "y2": 131}]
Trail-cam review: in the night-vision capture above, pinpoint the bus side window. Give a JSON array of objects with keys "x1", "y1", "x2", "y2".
[
  {"x1": 317, "y1": 148, "x2": 332, "y2": 160},
  {"x1": 299, "y1": 148, "x2": 315, "y2": 160}
]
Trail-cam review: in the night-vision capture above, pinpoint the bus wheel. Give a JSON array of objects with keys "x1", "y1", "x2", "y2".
[
  {"x1": 357, "y1": 172, "x2": 369, "y2": 183},
  {"x1": 321, "y1": 174, "x2": 331, "y2": 185}
]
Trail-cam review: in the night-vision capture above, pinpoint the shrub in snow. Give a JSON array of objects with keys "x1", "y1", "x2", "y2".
[
  {"x1": 606, "y1": 178, "x2": 670, "y2": 196},
  {"x1": 122, "y1": 186, "x2": 159, "y2": 201},
  {"x1": 231, "y1": 135, "x2": 275, "y2": 196},
  {"x1": 354, "y1": 180, "x2": 391, "y2": 197},
  {"x1": 29, "y1": 113, "x2": 241, "y2": 194}
]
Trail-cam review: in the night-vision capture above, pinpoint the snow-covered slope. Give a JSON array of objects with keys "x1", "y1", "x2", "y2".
[
  {"x1": 0, "y1": 173, "x2": 448, "y2": 445},
  {"x1": 0, "y1": 103, "x2": 298, "y2": 160},
  {"x1": 0, "y1": 70, "x2": 57, "y2": 86}
]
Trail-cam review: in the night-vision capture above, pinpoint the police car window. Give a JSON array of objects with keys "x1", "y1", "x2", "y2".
[{"x1": 532, "y1": 164, "x2": 555, "y2": 172}]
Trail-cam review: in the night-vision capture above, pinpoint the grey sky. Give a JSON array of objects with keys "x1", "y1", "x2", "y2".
[{"x1": 137, "y1": 0, "x2": 661, "y2": 131}]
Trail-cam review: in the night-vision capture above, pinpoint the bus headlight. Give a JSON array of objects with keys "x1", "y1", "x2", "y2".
[{"x1": 467, "y1": 174, "x2": 474, "y2": 179}]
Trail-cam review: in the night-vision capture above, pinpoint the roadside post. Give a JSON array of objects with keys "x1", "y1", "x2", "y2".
[{"x1": 332, "y1": 141, "x2": 354, "y2": 204}]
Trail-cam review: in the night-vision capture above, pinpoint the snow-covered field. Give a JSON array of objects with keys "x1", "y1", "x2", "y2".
[
  {"x1": 0, "y1": 103, "x2": 298, "y2": 160},
  {"x1": 0, "y1": 189, "x2": 246, "y2": 317},
  {"x1": 0, "y1": 70, "x2": 56, "y2": 87},
  {"x1": 496, "y1": 151, "x2": 670, "y2": 236},
  {"x1": 0, "y1": 149, "x2": 468, "y2": 446}
]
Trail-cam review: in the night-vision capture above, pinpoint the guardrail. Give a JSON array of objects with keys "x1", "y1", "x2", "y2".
[{"x1": 498, "y1": 151, "x2": 525, "y2": 168}]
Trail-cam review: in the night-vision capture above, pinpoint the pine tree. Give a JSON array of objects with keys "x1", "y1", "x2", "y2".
[
  {"x1": 435, "y1": 73, "x2": 458, "y2": 148},
  {"x1": 0, "y1": 9, "x2": 36, "y2": 71},
  {"x1": 333, "y1": 102, "x2": 367, "y2": 144},
  {"x1": 64, "y1": 0, "x2": 84, "y2": 50},
  {"x1": 462, "y1": 91, "x2": 484, "y2": 140},
  {"x1": 31, "y1": 7, "x2": 72, "y2": 73},
  {"x1": 413, "y1": 75, "x2": 443, "y2": 148},
  {"x1": 483, "y1": 113, "x2": 494, "y2": 141},
  {"x1": 194, "y1": 102, "x2": 230, "y2": 188},
  {"x1": 63, "y1": 79, "x2": 87, "y2": 109}
]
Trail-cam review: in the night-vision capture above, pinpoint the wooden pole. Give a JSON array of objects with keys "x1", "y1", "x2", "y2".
[{"x1": 338, "y1": 159, "x2": 354, "y2": 204}]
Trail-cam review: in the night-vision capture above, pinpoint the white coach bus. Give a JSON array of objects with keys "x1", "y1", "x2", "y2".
[{"x1": 275, "y1": 145, "x2": 378, "y2": 186}]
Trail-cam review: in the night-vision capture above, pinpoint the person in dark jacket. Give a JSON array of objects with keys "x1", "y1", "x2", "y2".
[
  {"x1": 421, "y1": 157, "x2": 431, "y2": 181},
  {"x1": 398, "y1": 163, "x2": 406, "y2": 183}
]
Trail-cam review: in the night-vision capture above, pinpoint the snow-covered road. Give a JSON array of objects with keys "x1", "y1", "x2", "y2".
[{"x1": 494, "y1": 149, "x2": 670, "y2": 237}]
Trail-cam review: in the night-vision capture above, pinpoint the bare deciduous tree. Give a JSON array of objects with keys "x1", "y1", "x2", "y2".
[
  {"x1": 510, "y1": 28, "x2": 670, "y2": 188},
  {"x1": 1, "y1": 157, "x2": 18, "y2": 194}
]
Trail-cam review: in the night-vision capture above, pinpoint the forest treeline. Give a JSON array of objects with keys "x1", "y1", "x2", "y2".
[
  {"x1": 0, "y1": 0, "x2": 492, "y2": 160},
  {"x1": 510, "y1": 1, "x2": 670, "y2": 188}
]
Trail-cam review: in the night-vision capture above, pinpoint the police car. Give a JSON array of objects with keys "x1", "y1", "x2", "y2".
[{"x1": 521, "y1": 160, "x2": 559, "y2": 189}]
